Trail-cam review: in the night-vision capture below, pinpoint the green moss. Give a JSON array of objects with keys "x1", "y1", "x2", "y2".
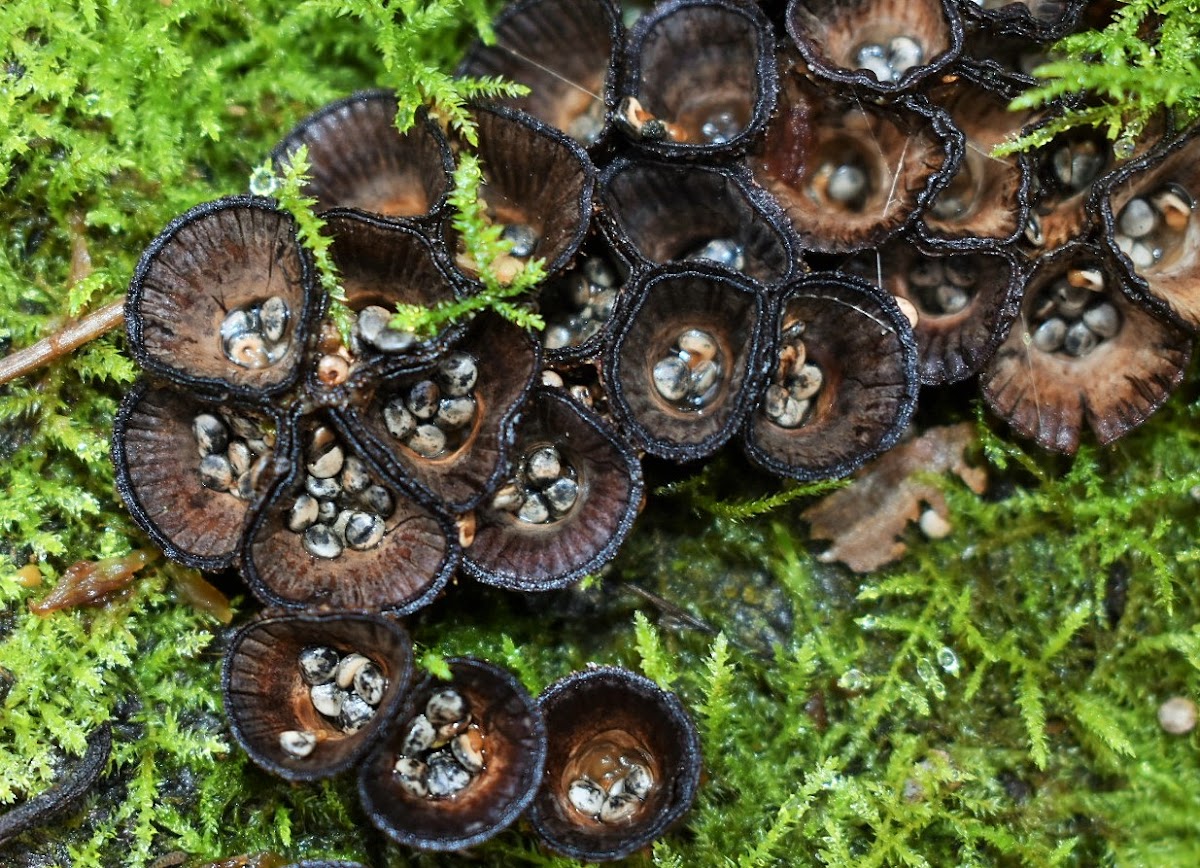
[
  {"x1": 390, "y1": 150, "x2": 549, "y2": 337},
  {"x1": 4, "y1": 0, "x2": 1200, "y2": 865},
  {"x1": 999, "y1": 0, "x2": 1200, "y2": 152}
]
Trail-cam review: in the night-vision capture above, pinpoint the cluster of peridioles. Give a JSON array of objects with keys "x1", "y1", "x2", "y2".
[{"x1": 109, "y1": 0, "x2": 1200, "y2": 861}]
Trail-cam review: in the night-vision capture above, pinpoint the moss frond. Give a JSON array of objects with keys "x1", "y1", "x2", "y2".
[
  {"x1": 263, "y1": 147, "x2": 355, "y2": 341},
  {"x1": 389, "y1": 152, "x2": 546, "y2": 336},
  {"x1": 657, "y1": 464, "x2": 848, "y2": 521},
  {"x1": 634, "y1": 611, "x2": 681, "y2": 690},
  {"x1": 999, "y1": 0, "x2": 1200, "y2": 153}
]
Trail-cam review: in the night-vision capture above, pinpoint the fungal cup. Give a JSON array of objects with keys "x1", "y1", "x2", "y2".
[
  {"x1": 222, "y1": 612, "x2": 414, "y2": 782},
  {"x1": 981, "y1": 242, "x2": 1191, "y2": 453},
  {"x1": 113, "y1": 383, "x2": 285, "y2": 571},
  {"x1": 844, "y1": 240, "x2": 1023, "y2": 385},
  {"x1": 785, "y1": 0, "x2": 963, "y2": 93},
  {"x1": 321, "y1": 211, "x2": 469, "y2": 377},
  {"x1": 463, "y1": 387, "x2": 644, "y2": 591},
  {"x1": 242, "y1": 410, "x2": 458, "y2": 615},
  {"x1": 272, "y1": 92, "x2": 454, "y2": 219},
  {"x1": 537, "y1": 230, "x2": 634, "y2": 365},
  {"x1": 751, "y1": 67, "x2": 959, "y2": 254},
  {"x1": 126, "y1": 197, "x2": 318, "y2": 400},
  {"x1": 604, "y1": 263, "x2": 770, "y2": 462},
  {"x1": 444, "y1": 103, "x2": 595, "y2": 280},
  {"x1": 1099, "y1": 127, "x2": 1200, "y2": 331},
  {"x1": 619, "y1": 0, "x2": 778, "y2": 157},
  {"x1": 457, "y1": 0, "x2": 624, "y2": 151},
  {"x1": 529, "y1": 667, "x2": 700, "y2": 862},
  {"x1": 358, "y1": 658, "x2": 546, "y2": 851},
  {"x1": 919, "y1": 72, "x2": 1033, "y2": 247},
  {"x1": 599, "y1": 157, "x2": 799, "y2": 286},
  {"x1": 743, "y1": 272, "x2": 920, "y2": 481},
  {"x1": 348, "y1": 313, "x2": 541, "y2": 513}
]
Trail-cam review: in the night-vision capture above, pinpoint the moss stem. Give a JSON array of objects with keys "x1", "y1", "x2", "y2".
[{"x1": 0, "y1": 298, "x2": 125, "y2": 386}]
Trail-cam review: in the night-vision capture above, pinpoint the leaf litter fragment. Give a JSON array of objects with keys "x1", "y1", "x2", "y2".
[
  {"x1": 29, "y1": 549, "x2": 160, "y2": 615},
  {"x1": 802, "y1": 423, "x2": 986, "y2": 572}
]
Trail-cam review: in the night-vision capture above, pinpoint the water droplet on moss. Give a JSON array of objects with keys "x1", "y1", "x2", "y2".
[
  {"x1": 937, "y1": 646, "x2": 959, "y2": 676},
  {"x1": 916, "y1": 657, "x2": 946, "y2": 699},
  {"x1": 250, "y1": 165, "x2": 280, "y2": 196},
  {"x1": 838, "y1": 668, "x2": 867, "y2": 691},
  {"x1": 1113, "y1": 136, "x2": 1136, "y2": 160}
]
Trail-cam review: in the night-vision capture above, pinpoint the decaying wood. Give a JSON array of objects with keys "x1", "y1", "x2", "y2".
[{"x1": 0, "y1": 723, "x2": 112, "y2": 848}]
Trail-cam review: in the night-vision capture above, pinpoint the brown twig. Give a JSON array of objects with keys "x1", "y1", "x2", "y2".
[
  {"x1": 623, "y1": 582, "x2": 718, "y2": 635},
  {"x1": 0, "y1": 298, "x2": 125, "y2": 387}
]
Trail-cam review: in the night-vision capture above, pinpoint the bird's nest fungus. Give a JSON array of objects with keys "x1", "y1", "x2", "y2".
[{"x1": 92, "y1": 0, "x2": 1200, "y2": 860}]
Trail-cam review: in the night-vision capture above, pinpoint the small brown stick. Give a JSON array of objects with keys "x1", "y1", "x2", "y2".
[
  {"x1": 623, "y1": 582, "x2": 718, "y2": 635},
  {"x1": 0, "y1": 297, "x2": 125, "y2": 387}
]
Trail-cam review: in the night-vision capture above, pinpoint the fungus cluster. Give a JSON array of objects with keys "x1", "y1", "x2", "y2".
[{"x1": 110, "y1": 0, "x2": 1200, "y2": 860}]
